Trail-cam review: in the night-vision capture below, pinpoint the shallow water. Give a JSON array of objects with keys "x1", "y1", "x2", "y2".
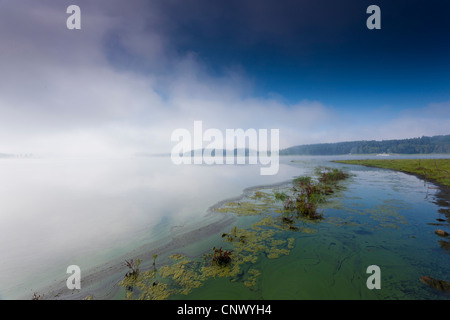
[
  {"x1": 0, "y1": 155, "x2": 449, "y2": 299},
  {"x1": 0, "y1": 156, "x2": 302, "y2": 299},
  {"x1": 175, "y1": 162, "x2": 450, "y2": 300}
]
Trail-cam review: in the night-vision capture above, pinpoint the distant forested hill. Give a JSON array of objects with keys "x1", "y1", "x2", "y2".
[
  {"x1": 0, "y1": 153, "x2": 14, "y2": 158},
  {"x1": 280, "y1": 135, "x2": 450, "y2": 155}
]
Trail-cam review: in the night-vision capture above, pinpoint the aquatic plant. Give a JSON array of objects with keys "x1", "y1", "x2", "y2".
[
  {"x1": 120, "y1": 218, "x2": 297, "y2": 299},
  {"x1": 253, "y1": 191, "x2": 265, "y2": 199},
  {"x1": 244, "y1": 269, "x2": 261, "y2": 289},
  {"x1": 125, "y1": 258, "x2": 141, "y2": 277},
  {"x1": 281, "y1": 215, "x2": 295, "y2": 225},
  {"x1": 282, "y1": 168, "x2": 350, "y2": 221},
  {"x1": 153, "y1": 254, "x2": 158, "y2": 271},
  {"x1": 119, "y1": 166, "x2": 352, "y2": 300},
  {"x1": 318, "y1": 168, "x2": 350, "y2": 184},
  {"x1": 283, "y1": 190, "x2": 323, "y2": 220},
  {"x1": 121, "y1": 258, "x2": 142, "y2": 292},
  {"x1": 158, "y1": 255, "x2": 204, "y2": 295},
  {"x1": 287, "y1": 238, "x2": 295, "y2": 248},
  {"x1": 137, "y1": 280, "x2": 171, "y2": 300},
  {"x1": 273, "y1": 191, "x2": 288, "y2": 202},
  {"x1": 249, "y1": 190, "x2": 274, "y2": 204},
  {"x1": 124, "y1": 268, "x2": 172, "y2": 300},
  {"x1": 211, "y1": 247, "x2": 233, "y2": 267},
  {"x1": 296, "y1": 196, "x2": 322, "y2": 220},
  {"x1": 214, "y1": 201, "x2": 272, "y2": 216},
  {"x1": 293, "y1": 175, "x2": 312, "y2": 186},
  {"x1": 222, "y1": 226, "x2": 247, "y2": 243}
]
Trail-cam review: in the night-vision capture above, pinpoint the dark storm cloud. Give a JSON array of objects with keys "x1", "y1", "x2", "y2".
[
  {"x1": 0, "y1": 0, "x2": 448, "y2": 155},
  {"x1": 123, "y1": 0, "x2": 450, "y2": 70},
  {"x1": 108, "y1": 0, "x2": 450, "y2": 109},
  {"x1": 108, "y1": 0, "x2": 365, "y2": 72}
]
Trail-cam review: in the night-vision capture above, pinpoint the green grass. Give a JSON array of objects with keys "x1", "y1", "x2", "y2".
[{"x1": 333, "y1": 159, "x2": 450, "y2": 187}]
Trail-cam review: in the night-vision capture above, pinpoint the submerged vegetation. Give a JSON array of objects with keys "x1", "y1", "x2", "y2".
[{"x1": 116, "y1": 166, "x2": 352, "y2": 300}]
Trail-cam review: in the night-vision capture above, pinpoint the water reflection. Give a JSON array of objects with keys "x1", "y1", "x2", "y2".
[
  {"x1": 0, "y1": 156, "x2": 302, "y2": 299},
  {"x1": 0, "y1": 154, "x2": 448, "y2": 299}
]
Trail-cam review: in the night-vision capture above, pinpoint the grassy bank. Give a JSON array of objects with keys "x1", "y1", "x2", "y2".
[{"x1": 333, "y1": 159, "x2": 450, "y2": 187}]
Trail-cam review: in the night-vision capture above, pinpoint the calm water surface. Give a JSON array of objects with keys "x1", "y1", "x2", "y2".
[{"x1": 0, "y1": 155, "x2": 448, "y2": 299}]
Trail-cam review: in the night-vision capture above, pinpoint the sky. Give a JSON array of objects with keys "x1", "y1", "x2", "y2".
[{"x1": 0, "y1": 0, "x2": 449, "y2": 156}]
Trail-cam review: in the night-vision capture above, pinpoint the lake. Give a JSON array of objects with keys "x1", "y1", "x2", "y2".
[{"x1": 0, "y1": 154, "x2": 448, "y2": 299}]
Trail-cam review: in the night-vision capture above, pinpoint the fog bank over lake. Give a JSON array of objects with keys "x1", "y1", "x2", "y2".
[
  {"x1": 0, "y1": 154, "x2": 448, "y2": 299},
  {"x1": 0, "y1": 155, "x2": 305, "y2": 299}
]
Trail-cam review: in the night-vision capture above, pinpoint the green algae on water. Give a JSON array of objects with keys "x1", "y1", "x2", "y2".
[{"x1": 119, "y1": 167, "x2": 352, "y2": 300}]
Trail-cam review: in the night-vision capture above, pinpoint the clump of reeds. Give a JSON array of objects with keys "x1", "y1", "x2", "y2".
[
  {"x1": 211, "y1": 247, "x2": 233, "y2": 267},
  {"x1": 283, "y1": 168, "x2": 350, "y2": 221}
]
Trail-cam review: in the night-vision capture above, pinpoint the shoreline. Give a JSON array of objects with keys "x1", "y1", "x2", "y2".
[
  {"x1": 35, "y1": 179, "x2": 294, "y2": 300},
  {"x1": 36, "y1": 211, "x2": 236, "y2": 300},
  {"x1": 333, "y1": 159, "x2": 450, "y2": 222},
  {"x1": 332, "y1": 159, "x2": 450, "y2": 187},
  {"x1": 29, "y1": 159, "x2": 450, "y2": 300}
]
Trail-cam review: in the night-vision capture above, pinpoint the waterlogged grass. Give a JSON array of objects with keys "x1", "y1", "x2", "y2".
[
  {"x1": 334, "y1": 159, "x2": 450, "y2": 187},
  {"x1": 116, "y1": 167, "x2": 353, "y2": 300}
]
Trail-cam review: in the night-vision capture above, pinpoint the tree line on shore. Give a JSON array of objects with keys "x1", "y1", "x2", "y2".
[{"x1": 280, "y1": 135, "x2": 450, "y2": 155}]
